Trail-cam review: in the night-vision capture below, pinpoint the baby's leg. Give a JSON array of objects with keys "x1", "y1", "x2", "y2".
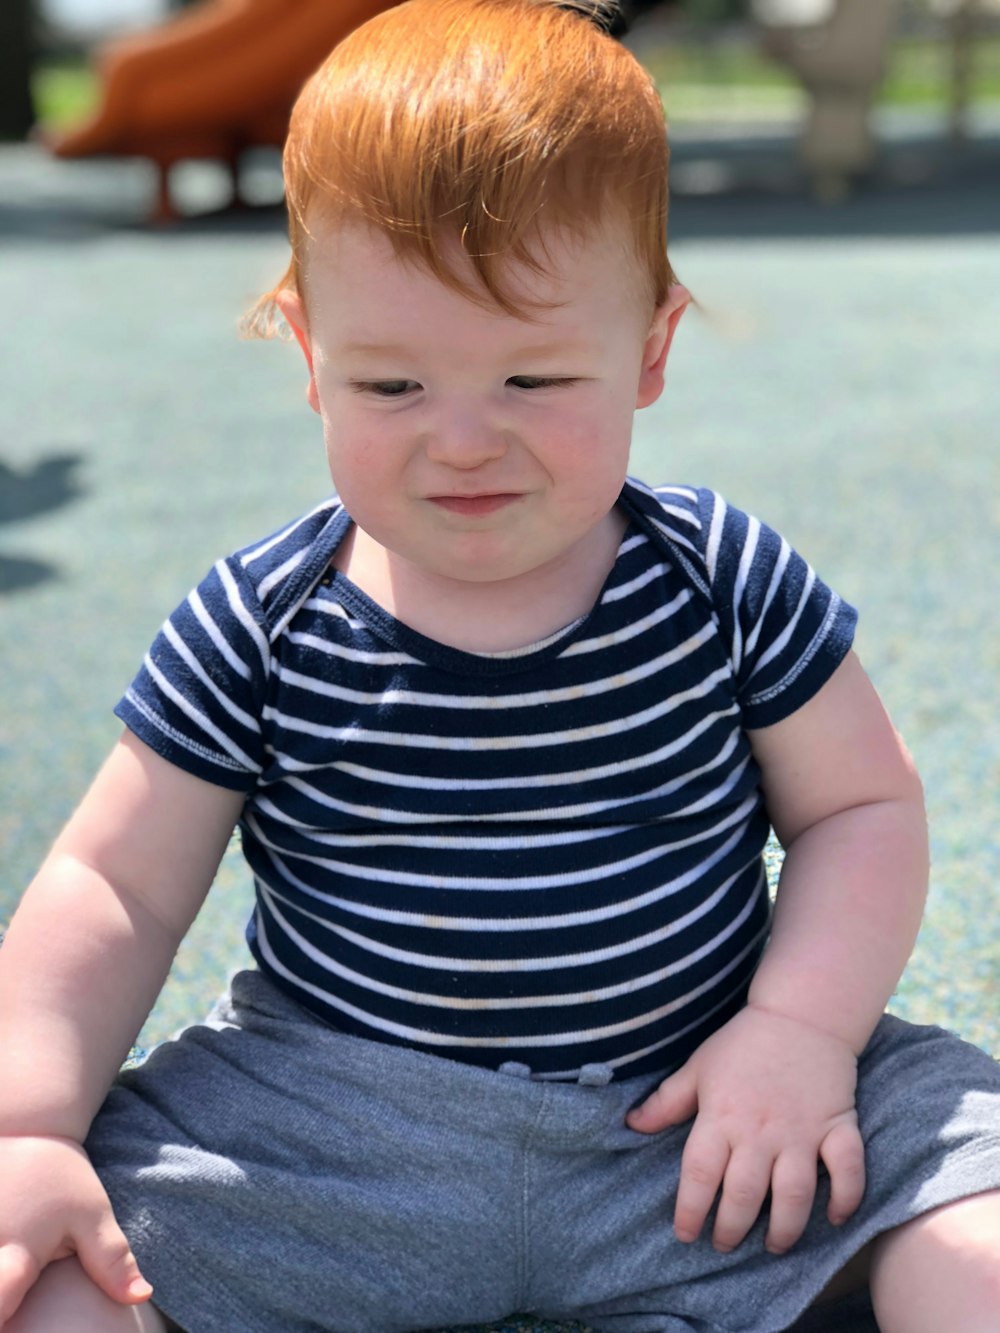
[
  {"x1": 4, "y1": 1257, "x2": 178, "y2": 1333},
  {"x1": 868, "y1": 1189, "x2": 1000, "y2": 1333}
]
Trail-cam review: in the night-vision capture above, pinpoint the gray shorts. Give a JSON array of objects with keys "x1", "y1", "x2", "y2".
[{"x1": 86, "y1": 969, "x2": 1000, "y2": 1333}]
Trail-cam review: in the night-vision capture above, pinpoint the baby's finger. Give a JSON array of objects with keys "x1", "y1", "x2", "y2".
[
  {"x1": 673, "y1": 1123, "x2": 730, "y2": 1244},
  {"x1": 820, "y1": 1119, "x2": 866, "y2": 1225},
  {"x1": 0, "y1": 1242, "x2": 41, "y2": 1325},
  {"x1": 764, "y1": 1149, "x2": 818, "y2": 1254},
  {"x1": 711, "y1": 1148, "x2": 775, "y2": 1253},
  {"x1": 627, "y1": 1062, "x2": 698, "y2": 1135},
  {"x1": 76, "y1": 1218, "x2": 153, "y2": 1307}
]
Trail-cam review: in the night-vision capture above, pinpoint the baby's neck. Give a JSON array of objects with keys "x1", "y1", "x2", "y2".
[{"x1": 334, "y1": 511, "x2": 628, "y2": 654}]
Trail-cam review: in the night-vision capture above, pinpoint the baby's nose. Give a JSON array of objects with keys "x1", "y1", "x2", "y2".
[{"x1": 424, "y1": 406, "x2": 509, "y2": 468}]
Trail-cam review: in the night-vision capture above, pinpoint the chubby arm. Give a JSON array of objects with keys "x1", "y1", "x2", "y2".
[
  {"x1": 627, "y1": 651, "x2": 928, "y2": 1252},
  {"x1": 0, "y1": 729, "x2": 246, "y2": 1136},
  {"x1": 746, "y1": 650, "x2": 927, "y2": 1046},
  {"x1": 0, "y1": 730, "x2": 245, "y2": 1319}
]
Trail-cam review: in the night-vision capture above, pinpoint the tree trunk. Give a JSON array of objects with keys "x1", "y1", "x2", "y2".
[{"x1": 0, "y1": 0, "x2": 37, "y2": 141}]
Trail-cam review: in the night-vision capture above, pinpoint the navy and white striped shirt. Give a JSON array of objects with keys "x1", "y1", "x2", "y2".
[{"x1": 117, "y1": 478, "x2": 856, "y2": 1080}]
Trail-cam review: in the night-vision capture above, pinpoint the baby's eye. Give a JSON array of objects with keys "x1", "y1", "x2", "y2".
[
  {"x1": 351, "y1": 380, "x2": 420, "y2": 397},
  {"x1": 507, "y1": 375, "x2": 579, "y2": 390}
]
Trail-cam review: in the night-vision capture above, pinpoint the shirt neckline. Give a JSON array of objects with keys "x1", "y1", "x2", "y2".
[{"x1": 315, "y1": 508, "x2": 639, "y2": 677}]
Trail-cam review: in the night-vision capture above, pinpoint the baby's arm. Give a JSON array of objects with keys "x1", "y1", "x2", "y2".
[
  {"x1": 0, "y1": 731, "x2": 244, "y2": 1323},
  {"x1": 627, "y1": 651, "x2": 928, "y2": 1253}
]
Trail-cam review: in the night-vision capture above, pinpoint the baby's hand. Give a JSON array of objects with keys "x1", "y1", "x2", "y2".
[
  {"x1": 626, "y1": 1005, "x2": 865, "y2": 1254},
  {"x1": 0, "y1": 1134, "x2": 152, "y2": 1325}
]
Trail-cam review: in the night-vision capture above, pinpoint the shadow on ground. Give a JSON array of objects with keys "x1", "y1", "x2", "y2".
[
  {"x1": 668, "y1": 127, "x2": 1000, "y2": 241},
  {"x1": 0, "y1": 118, "x2": 997, "y2": 246},
  {"x1": 0, "y1": 452, "x2": 86, "y2": 593}
]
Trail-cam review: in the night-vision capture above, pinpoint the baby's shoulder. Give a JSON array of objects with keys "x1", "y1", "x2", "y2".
[
  {"x1": 223, "y1": 496, "x2": 349, "y2": 627},
  {"x1": 621, "y1": 477, "x2": 723, "y2": 547},
  {"x1": 620, "y1": 477, "x2": 724, "y2": 585}
]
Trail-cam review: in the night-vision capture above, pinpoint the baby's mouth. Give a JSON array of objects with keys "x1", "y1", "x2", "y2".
[{"x1": 430, "y1": 493, "x2": 521, "y2": 516}]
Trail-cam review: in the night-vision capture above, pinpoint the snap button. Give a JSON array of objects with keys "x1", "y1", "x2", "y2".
[
  {"x1": 498, "y1": 1060, "x2": 533, "y2": 1079},
  {"x1": 578, "y1": 1063, "x2": 613, "y2": 1087}
]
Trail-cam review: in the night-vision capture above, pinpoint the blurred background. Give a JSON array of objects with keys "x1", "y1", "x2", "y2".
[
  {"x1": 6, "y1": 0, "x2": 1000, "y2": 181},
  {"x1": 1, "y1": 0, "x2": 998, "y2": 1062}
]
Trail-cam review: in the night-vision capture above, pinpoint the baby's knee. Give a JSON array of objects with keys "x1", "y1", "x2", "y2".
[
  {"x1": 4, "y1": 1257, "x2": 171, "y2": 1333},
  {"x1": 870, "y1": 1190, "x2": 1000, "y2": 1331}
]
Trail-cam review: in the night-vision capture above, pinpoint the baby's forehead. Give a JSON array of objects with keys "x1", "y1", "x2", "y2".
[{"x1": 300, "y1": 213, "x2": 654, "y2": 320}]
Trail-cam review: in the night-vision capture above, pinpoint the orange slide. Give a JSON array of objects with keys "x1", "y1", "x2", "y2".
[{"x1": 51, "y1": 0, "x2": 401, "y2": 219}]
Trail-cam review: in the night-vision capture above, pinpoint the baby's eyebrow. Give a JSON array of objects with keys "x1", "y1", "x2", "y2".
[
  {"x1": 338, "y1": 341, "x2": 413, "y2": 358},
  {"x1": 338, "y1": 337, "x2": 595, "y2": 361},
  {"x1": 506, "y1": 338, "x2": 595, "y2": 360}
]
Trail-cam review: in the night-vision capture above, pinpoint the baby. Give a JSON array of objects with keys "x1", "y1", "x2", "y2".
[{"x1": 1, "y1": 2, "x2": 998, "y2": 1330}]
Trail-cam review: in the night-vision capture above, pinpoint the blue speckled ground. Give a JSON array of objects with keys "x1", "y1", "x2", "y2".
[{"x1": 0, "y1": 117, "x2": 996, "y2": 1332}]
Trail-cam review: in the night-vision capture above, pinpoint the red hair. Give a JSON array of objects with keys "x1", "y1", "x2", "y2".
[{"x1": 246, "y1": 0, "x2": 675, "y2": 334}]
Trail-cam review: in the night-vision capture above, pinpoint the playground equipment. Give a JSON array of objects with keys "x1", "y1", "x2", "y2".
[
  {"x1": 50, "y1": 0, "x2": 401, "y2": 220},
  {"x1": 755, "y1": 0, "x2": 902, "y2": 200},
  {"x1": 53, "y1": 0, "x2": 966, "y2": 214}
]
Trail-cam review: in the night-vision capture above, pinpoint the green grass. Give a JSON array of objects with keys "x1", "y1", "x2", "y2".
[
  {"x1": 31, "y1": 35, "x2": 1000, "y2": 132},
  {"x1": 32, "y1": 59, "x2": 100, "y2": 130},
  {"x1": 884, "y1": 34, "x2": 1000, "y2": 104},
  {"x1": 646, "y1": 33, "x2": 1000, "y2": 122}
]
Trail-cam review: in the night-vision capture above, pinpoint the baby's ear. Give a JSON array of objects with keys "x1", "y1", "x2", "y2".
[
  {"x1": 276, "y1": 290, "x2": 321, "y2": 414},
  {"x1": 637, "y1": 284, "x2": 690, "y2": 409}
]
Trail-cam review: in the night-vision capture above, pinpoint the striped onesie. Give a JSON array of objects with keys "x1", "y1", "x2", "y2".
[{"x1": 116, "y1": 477, "x2": 856, "y2": 1082}]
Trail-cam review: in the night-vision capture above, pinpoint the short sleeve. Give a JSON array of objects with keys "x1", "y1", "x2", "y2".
[
  {"x1": 698, "y1": 491, "x2": 857, "y2": 730},
  {"x1": 115, "y1": 556, "x2": 271, "y2": 791}
]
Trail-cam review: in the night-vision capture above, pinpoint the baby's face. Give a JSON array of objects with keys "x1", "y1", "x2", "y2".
[{"x1": 281, "y1": 220, "x2": 672, "y2": 592}]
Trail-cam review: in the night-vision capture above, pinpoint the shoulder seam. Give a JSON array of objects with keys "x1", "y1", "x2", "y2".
[
  {"x1": 235, "y1": 498, "x2": 347, "y2": 644},
  {"x1": 620, "y1": 479, "x2": 715, "y2": 607}
]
